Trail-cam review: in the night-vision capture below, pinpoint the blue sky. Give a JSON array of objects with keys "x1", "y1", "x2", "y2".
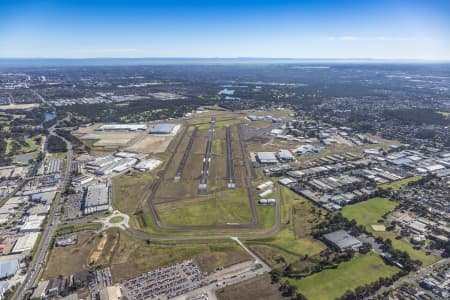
[{"x1": 0, "y1": 0, "x2": 449, "y2": 59}]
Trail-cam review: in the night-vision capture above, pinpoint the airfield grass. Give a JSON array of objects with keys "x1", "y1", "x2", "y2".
[
  {"x1": 290, "y1": 253, "x2": 400, "y2": 300},
  {"x1": 378, "y1": 176, "x2": 422, "y2": 190},
  {"x1": 197, "y1": 119, "x2": 241, "y2": 130},
  {"x1": 44, "y1": 229, "x2": 250, "y2": 281},
  {"x1": 342, "y1": 198, "x2": 439, "y2": 265},
  {"x1": 112, "y1": 170, "x2": 156, "y2": 215},
  {"x1": 245, "y1": 187, "x2": 326, "y2": 267},
  {"x1": 55, "y1": 222, "x2": 102, "y2": 236},
  {"x1": 156, "y1": 188, "x2": 252, "y2": 226}
]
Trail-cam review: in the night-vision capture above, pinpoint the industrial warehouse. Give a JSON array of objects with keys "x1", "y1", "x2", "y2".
[
  {"x1": 149, "y1": 123, "x2": 180, "y2": 135},
  {"x1": 83, "y1": 183, "x2": 110, "y2": 215}
]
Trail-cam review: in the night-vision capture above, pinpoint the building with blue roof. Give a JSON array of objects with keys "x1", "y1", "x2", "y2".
[{"x1": 0, "y1": 258, "x2": 19, "y2": 280}]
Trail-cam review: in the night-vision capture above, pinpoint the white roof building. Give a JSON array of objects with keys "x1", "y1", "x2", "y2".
[
  {"x1": 11, "y1": 233, "x2": 39, "y2": 254},
  {"x1": 134, "y1": 159, "x2": 162, "y2": 171}
]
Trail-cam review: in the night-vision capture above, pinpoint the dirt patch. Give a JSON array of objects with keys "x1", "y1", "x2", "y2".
[
  {"x1": 216, "y1": 274, "x2": 283, "y2": 300},
  {"x1": 79, "y1": 131, "x2": 141, "y2": 148},
  {"x1": 126, "y1": 135, "x2": 173, "y2": 153},
  {"x1": 89, "y1": 232, "x2": 108, "y2": 264},
  {"x1": 43, "y1": 233, "x2": 100, "y2": 279}
]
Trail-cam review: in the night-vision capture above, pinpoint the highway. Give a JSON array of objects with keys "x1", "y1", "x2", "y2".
[{"x1": 13, "y1": 119, "x2": 73, "y2": 300}]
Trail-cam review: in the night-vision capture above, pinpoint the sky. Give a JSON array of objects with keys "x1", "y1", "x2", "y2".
[{"x1": 0, "y1": 0, "x2": 449, "y2": 60}]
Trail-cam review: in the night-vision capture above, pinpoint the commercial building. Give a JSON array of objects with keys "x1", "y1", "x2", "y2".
[
  {"x1": 256, "y1": 152, "x2": 278, "y2": 164},
  {"x1": 94, "y1": 158, "x2": 137, "y2": 175},
  {"x1": 83, "y1": 183, "x2": 110, "y2": 215},
  {"x1": 259, "y1": 189, "x2": 273, "y2": 198},
  {"x1": 323, "y1": 230, "x2": 362, "y2": 251},
  {"x1": 256, "y1": 181, "x2": 273, "y2": 190},
  {"x1": 259, "y1": 199, "x2": 276, "y2": 205},
  {"x1": 276, "y1": 149, "x2": 295, "y2": 161},
  {"x1": 20, "y1": 216, "x2": 45, "y2": 233},
  {"x1": 11, "y1": 233, "x2": 39, "y2": 254},
  {"x1": 71, "y1": 175, "x2": 94, "y2": 186},
  {"x1": 134, "y1": 159, "x2": 162, "y2": 171},
  {"x1": 0, "y1": 258, "x2": 19, "y2": 280},
  {"x1": 149, "y1": 123, "x2": 179, "y2": 134},
  {"x1": 96, "y1": 124, "x2": 147, "y2": 131},
  {"x1": 27, "y1": 204, "x2": 50, "y2": 216}
]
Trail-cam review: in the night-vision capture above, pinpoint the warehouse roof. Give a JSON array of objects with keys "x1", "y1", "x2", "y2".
[
  {"x1": 149, "y1": 123, "x2": 177, "y2": 134},
  {"x1": 85, "y1": 183, "x2": 109, "y2": 208},
  {"x1": 11, "y1": 233, "x2": 39, "y2": 253},
  {"x1": 256, "y1": 152, "x2": 278, "y2": 164},
  {"x1": 0, "y1": 258, "x2": 19, "y2": 279},
  {"x1": 323, "y1": 230, "x2": 362, "y2": 250}
]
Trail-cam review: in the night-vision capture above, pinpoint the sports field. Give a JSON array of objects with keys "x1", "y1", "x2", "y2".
[{"x1": 290, "y1": 253, "x2": 400, "y2": 300}]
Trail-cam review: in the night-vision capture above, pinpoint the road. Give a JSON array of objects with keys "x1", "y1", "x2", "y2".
[
  {"x1": 372, "y1": 258, "x2": 449, "y2": 298},
  {"x1": 13, "y1": 120, "x2": 73, "y2": 300},
  {"x1": 171, "y1": 237, "x2": 271, "y2": 300}
]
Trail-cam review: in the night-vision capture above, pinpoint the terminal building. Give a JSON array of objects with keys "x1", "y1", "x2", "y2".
[{"x1": 83, "y1": 183, "x2": 110, "y2": 215}]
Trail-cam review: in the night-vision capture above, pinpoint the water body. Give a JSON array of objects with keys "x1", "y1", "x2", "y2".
[
  {"x1": 38, "y1": 112, "x2": 57, "y2": 128},
  {"x1": 44, "y1": 112, "x2": 57, "y2": 122}
]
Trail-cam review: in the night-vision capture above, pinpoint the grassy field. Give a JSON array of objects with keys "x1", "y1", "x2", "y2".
[
  {"x1": 290, "y1": 253, "x2": 400, "y2": 300},
  {"x1": 245, "y1": 187, "x2": 326, "y2": 268},
  {"x1": 378, "y1": 176, "x2": 422, "y2": 190},
  {"x1": 156, "y1": 188, "x2": 253, "y2": 226},
  {"x1": 342, "y1": 198, "x2": 439, "y2": 266},
  {"x1": 216, "y1": 274, "x2": 283, "y2": 300},
  {"x1": 44, "y1": 229, "x2": 251, "y2": 281},
  {"x1": 55, "y1": 222, "x2": 102, "y2": 236},
  {"x1": 112, "y1": 170, "x2": 156, "y2": 215},
  {"x1": 341, "y1": 197, "x2": 398, "y2": 227},
  {"x1": 109, "y1": 216, "x2": 124, "y2": 223}
]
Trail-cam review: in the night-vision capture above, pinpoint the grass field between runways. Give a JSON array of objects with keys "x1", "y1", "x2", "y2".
[{"x1": 156, "y1": 188, "x2": 253, "y2": 226}]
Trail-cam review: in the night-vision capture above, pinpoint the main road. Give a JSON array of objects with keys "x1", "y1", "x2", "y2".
[{"x1": 13, "y1": 120, "x2": 73, "y2": 300}]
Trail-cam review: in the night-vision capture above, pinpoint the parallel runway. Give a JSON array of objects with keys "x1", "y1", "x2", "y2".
[
  {"x1": 174, "y1": 126, "x2": 198, "y2": 181},
  {"x1": 198, "y1": 117, "x2": 215, "y2": 193},
  {"x1": 225, "y1": 126, "x2": 235, "y2": 188}
]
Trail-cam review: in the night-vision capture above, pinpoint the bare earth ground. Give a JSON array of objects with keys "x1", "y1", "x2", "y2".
[
  {"x1": 216, "y1": 274, "x2": 283, "y2": 300},
  {"x1": 80, "y1": 131, "x2": 141, "y2": 147},
  {"x1": 43, "y1": 229, "x2": 251, "y2": 282},
  {"x1": 125, "y1": 134, "x2": 173, "y2": 153},
  {"x1": 72, "y1": 124, "x2": 102, "y2": 135}
]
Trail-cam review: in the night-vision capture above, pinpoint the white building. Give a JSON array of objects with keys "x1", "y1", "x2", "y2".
[
  {"x1": 134, "y1": 159, "x2": 162, "y2": 171},
  {"x1": 11, "y1": 233, "x2": 39, "y2": 254}
]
